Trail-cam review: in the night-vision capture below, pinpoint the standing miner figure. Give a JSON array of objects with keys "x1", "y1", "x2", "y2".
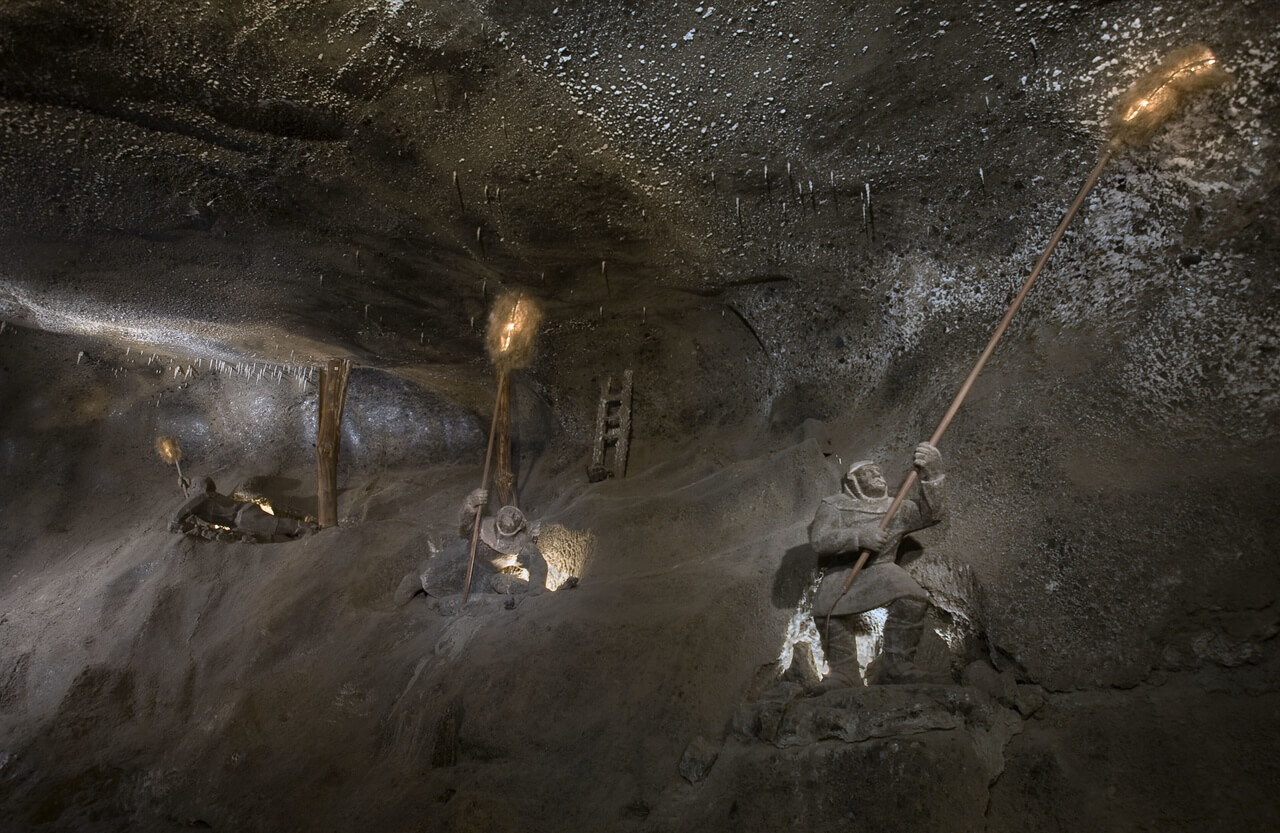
[{"x1": 809, "y1": 442, "x2": 946, "y2": 686}]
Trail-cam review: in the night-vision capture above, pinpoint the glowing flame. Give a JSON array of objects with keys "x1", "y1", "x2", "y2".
[
  {"x1": 500, "y1": 300, "x2": 523, "y2": 353},
  {"x1": 486, "y1": 291, "x2": 543, "y2": 370},
  {"x1": 1110, "y1": 45, "x2": 1230, "y2": 145},
  {"x1": 155, "y1": 435, "x2": 182, "y2": 465},
  {"x1": 1121, "y1": 52, "x2": 1218, "y2": 123}
]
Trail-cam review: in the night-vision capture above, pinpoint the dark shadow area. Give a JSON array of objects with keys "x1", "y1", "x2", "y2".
[{"x1": 772, "y1": 543, "x2": 819, "y2": 610}]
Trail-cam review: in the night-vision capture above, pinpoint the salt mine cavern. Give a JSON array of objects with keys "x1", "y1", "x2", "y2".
[{"x1": 0, "y1": 1, "x2": 1277, "y2": 830}]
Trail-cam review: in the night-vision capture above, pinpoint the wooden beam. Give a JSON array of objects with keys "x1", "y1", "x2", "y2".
[{"x1": 316, "y1": 358, "x2": 351, "y2": 529}]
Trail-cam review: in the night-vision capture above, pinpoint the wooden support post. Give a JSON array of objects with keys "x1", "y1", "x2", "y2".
[{"x1": 316, "y1": 358, "x2": 351, "y2": 529}]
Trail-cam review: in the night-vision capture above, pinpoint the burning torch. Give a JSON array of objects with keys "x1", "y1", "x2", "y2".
[{"x1": 155, "y1": 435, "x2": 187, "y2": 496}]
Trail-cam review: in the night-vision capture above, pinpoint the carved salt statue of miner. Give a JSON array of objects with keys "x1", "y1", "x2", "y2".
[
  {"x1": 395, "y1": 488, "x2": 548, "y2": 605},
  {"x1": 801, "y1": 46, "x2": 1233, "y2": 684},
  {"x1": 809, "y1": 442, "x2": 945, "y2": 686},
  {"x1": 169, "y1": 477, "x2": 316, "y2": 543}
]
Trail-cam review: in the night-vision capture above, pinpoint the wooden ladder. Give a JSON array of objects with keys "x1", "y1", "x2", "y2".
[{"x1": 590, "y1": 370, "x2": 633, "y2": 481}]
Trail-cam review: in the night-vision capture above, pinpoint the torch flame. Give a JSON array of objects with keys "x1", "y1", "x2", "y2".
[
  {"x1": 500, "y1": 300, "x2": 522, "y2": 353},
  {"x1": 1110, "y1": 45, "x2": 1230, "y2": 146},
  {"x1": 156, "y1": 434, "x2": 188, "y2": 495},
  {"x1": 1121, "y1": 52, "x2": 1219, "y2": 123},
  {"x1": 155, "y1": 435, "x2": 182, "y2": 466},
  {"x1": 486, "y1": 291, "x2": 542, "y2": 371}
]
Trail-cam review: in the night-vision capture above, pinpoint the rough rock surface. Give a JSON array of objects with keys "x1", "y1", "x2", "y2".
[{"x1": 1, "y1": 0, "x2": 1278, "y2": 830}]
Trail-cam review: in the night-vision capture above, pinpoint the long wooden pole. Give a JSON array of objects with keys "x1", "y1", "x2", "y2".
[
  {"x1": 462, "y1": 369, "x2": 508, "y2": 602},
  {"x1": 826, "y1": 146, "x2": 1116, "y2": 615},
  {"x1": 316, "y1": 358, "x2": 352, "y2": 529},
  {"x1": 825, "y1": 45, "x2": 1228, "y2": 621},
  {"x1": 493, "y1": 373, "x2": 516, "y2": 507}
]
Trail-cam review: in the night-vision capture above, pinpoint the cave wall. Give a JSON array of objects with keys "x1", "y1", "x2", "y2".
[{"x1": 0, "y1": 0, "x2": 1278, "y2": 830}]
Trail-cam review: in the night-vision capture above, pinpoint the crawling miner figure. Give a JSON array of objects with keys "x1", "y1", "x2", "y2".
[
  {"x1": 395, "y1": 488, "x2": 548, "y2": 605},
  {"x1": 809, "y1": 442, "x2": 946, "y2": 687},
  {"x1": 169, "y1": 476, "x2": 316, "y2": 543}
]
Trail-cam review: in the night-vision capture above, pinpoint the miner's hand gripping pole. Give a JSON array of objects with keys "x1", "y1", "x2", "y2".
[{"x1": 823, "y1": 45, "x2": 1228, "y2": 625}]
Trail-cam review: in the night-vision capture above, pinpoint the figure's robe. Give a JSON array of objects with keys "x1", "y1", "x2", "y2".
[{"x1": 809, "y1": 475, "x2": 944, "y2": 615}]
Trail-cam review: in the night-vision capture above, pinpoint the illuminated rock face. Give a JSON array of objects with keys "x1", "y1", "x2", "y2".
[{"x1": 0, "y1": 1, "x2": 1278, "y2": 830}]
